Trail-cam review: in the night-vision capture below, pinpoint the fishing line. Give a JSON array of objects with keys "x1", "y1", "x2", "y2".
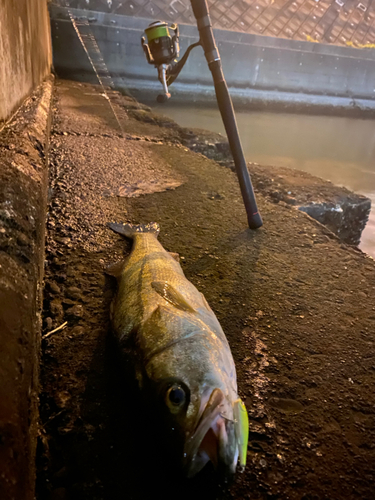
[{"x1": 67, "y1": 9, "x2": 124, "y2": 135}]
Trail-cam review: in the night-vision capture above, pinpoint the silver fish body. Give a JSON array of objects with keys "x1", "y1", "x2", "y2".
[{"x1": 108, "y1": 222, "x2": 247, "y2": 478}]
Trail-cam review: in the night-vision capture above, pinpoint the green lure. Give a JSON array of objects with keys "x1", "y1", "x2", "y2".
[{"x1": 233, "y1": 398, "x2": 249, "y2": 470}]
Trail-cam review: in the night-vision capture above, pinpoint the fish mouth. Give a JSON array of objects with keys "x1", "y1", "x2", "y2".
[{"x1": 183, "y1": 388, "x2": 237, "y2": 478}]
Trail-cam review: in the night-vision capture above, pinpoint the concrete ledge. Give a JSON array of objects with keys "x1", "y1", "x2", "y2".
[
  {"x1": 183, "y1": 134, "x2": 371, "y2": 246},
  {"x1": 0, "y1": 76, "x2": 53, "y2": 500},
  {"x1": 126, "y1": 107, "x2": 371, "y2": 247},
  {"x1": 123, "y1": 79, "x2": 375, "y2": 116},
  {"x1": 189, "y1": 139, "x2": 371, "y2": 247}
]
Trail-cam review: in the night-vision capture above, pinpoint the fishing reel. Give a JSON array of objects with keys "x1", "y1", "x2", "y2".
[{"x1": 141, "y1": 21, "x2": 200, "y2": 103}]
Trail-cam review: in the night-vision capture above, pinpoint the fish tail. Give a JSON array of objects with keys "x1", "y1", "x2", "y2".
[{"x1": 108, "y1": 222, "x2": 160, "y2": 239}]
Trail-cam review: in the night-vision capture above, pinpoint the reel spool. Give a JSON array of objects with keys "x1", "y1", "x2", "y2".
[{"x1": 141, "y1": 21, "x2": 179, "y2": 101}]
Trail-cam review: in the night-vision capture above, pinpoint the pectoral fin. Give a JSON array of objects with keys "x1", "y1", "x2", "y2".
[
  {"x1": 151, "y1": 281, "x2": 196, "y2": 313},
  {"x1": 105, "y1": 259, "x2": 127, "y2": 279},
  {"x1": 201, "y1": 293, "x2": 213, "y2": 312},
  {"x1": 169, "y1": 252, "x2": 180, "y2": 263}
]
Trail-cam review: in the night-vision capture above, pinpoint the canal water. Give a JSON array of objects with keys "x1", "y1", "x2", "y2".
[{"x1": 150, "y1": 103, "x2": 375, "y2": 258}]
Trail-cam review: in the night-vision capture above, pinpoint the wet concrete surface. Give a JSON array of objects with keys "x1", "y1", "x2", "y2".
[
  {"x1": 38, "y1": 80, "x2": 375, "y2": 500},
  {"x1": 144, "y1": 102, "x2": 375, "y2": 257}
]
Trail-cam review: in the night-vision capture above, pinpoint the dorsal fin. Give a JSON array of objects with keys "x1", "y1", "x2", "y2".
[{"x1": 151, "y1": 281, "x2": 196, "y2": 313}]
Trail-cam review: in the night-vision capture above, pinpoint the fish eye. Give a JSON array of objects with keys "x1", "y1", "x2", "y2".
[
  {"x1": 159, "y1": 379, "x2": 190, "y2": 415},
  {"x1": 166, "y1": 385, "x2": 186, "y2": 407}
]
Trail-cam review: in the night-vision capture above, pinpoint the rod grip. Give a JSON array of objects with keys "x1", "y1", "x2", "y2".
[{"x1": 190, "y1": 0, "x2": 209, "y2": 20}]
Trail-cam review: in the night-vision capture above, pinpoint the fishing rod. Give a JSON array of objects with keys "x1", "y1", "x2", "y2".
[{"x1": 141, "y1": 0, "x2": 263, "y2": 230}]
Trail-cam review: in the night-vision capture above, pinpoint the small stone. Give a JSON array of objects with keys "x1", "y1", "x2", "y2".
[
  {"x1": 50, "y1": 299, "x2": 63, "y2": 318},
  {"x1": 44, "y1": 317, "x2": 53, "y2": 330},
  {"x1": 71, "y1": 326, "x2": 84, "y2": 336},
  {"x1": 270, "y1": 190, "x2": 282, "y2": 202},
  {"x1": 48, "y1": 281, "x2": 61, "y2": 294},
  {"x1": 60, "y1": 237, "x2": 71, "y2": 246},
  {"x1": 66, "y1": 267, "x2": 76, "y2": 277},
  {"x1": 17, "y1": 232, "x2": 30, "y2": 246},
  {"x1": 62, "y1": 298, "x2": 76, "y2": 306},
  {"x1": 283, "y1": 195, "x2": 297, "y2": 205},
  {"x1": 66, "y1": 304, "x2": 84, "y2": 318},
  {"x1": 66, "y1": 286, "x2": 82, "y2": 300}
]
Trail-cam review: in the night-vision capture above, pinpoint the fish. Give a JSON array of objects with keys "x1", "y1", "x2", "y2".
[{"x1": 107, "y1": 221, "x2": 248, "y2": 479}]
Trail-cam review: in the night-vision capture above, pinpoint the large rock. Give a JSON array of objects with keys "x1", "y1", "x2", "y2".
[{"x1": 248, "y1": 162, "x2": 371, "y2": 246}]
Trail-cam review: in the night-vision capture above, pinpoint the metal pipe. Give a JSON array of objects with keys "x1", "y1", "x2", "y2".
[{"x1": 190, "y1": 0, "x2": 263, "y2": 229}]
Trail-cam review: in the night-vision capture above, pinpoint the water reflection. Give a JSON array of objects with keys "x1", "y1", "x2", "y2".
[{"x1": 151, "y1": 103, "x2": 375, "y2": 257}]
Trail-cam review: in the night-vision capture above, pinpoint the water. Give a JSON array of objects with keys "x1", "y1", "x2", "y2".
[{"x1": 151, "y1": 103, "x2": 375, "y2": 257}]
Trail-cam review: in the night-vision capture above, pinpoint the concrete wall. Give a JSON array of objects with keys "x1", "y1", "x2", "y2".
[
  {"x1": 49, "y1": 6, "x2": 375, "y2": 111},
  {"x1": 0, "y1": 2, "x2": 52, "y2": 499},
  {"x1": 0, "y1": 0, "x2": 52, "y2": 123},
  {"x1": 0, "y1": 78, "x2": 53, "y2": 500}
]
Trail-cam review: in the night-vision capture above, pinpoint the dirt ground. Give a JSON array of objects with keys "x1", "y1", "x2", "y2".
[{"x1": 37, "y1": 80, "x2": 375, "y2": 500}]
